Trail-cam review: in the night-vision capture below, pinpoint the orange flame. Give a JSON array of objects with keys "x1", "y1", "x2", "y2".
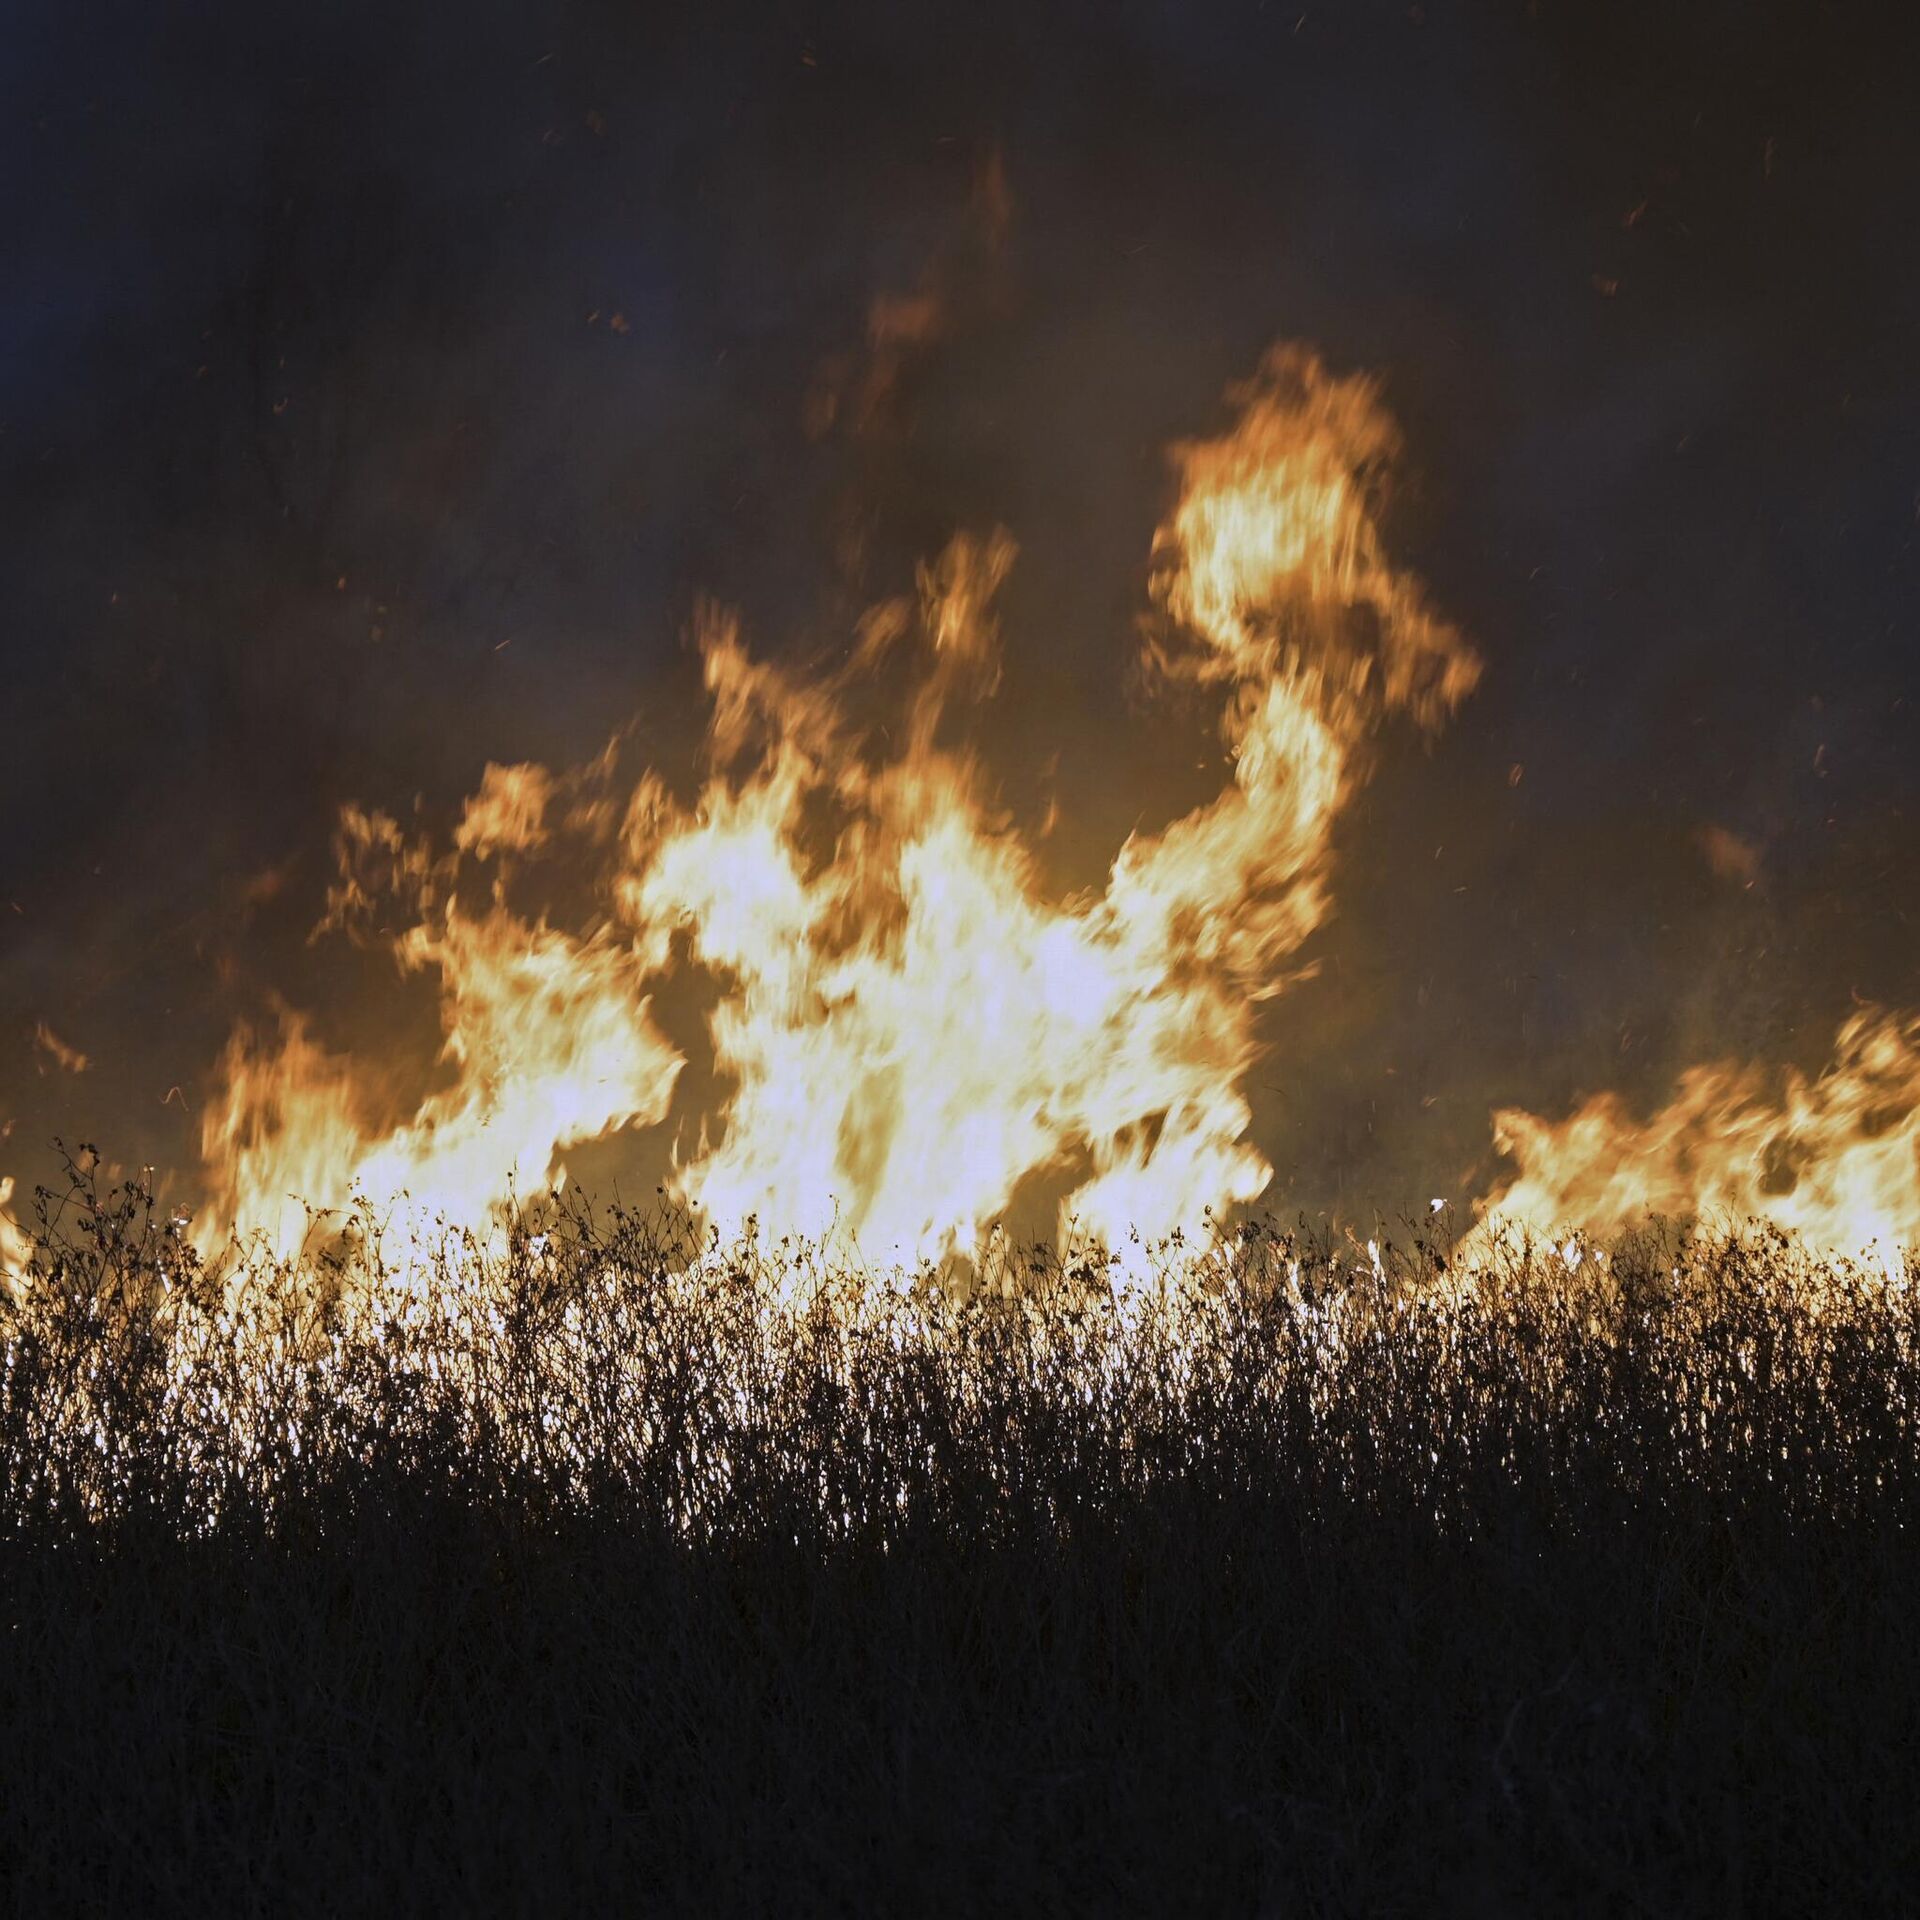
[
  {"x1": 198, "y1": 345, "x2": 1479, "y2": 1275},
  {"x1": 14, "y1": 338, "x2": 1916, "y2": 1292},
  {"x1": 1481, "y1": 1006, "x2": 1920, "y2": 1273},
  {"x1": 201, "y1": 900, "x2": 681, "y2": 1264}
]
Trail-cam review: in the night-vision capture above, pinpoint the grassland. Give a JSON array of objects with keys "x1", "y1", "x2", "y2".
[{"x1": 2, "y1": 1158, "x2": 1916, "y2": 1915}]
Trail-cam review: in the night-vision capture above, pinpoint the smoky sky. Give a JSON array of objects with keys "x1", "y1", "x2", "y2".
[{"x1": 4, "y1": 0, "x2": 1918, "y2": 1216}]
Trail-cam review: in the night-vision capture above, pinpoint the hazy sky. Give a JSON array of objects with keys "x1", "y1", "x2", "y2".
[{"x1": 4, "y1": 0, "x2": 1917, "y2": 1213}]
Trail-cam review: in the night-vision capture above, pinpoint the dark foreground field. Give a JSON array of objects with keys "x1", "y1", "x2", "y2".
[{"x1": 3, "y1": 1178, "x2": 1916, "y2": 1915}]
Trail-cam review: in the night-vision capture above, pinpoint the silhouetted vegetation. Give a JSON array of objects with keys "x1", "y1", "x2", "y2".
[{"x1": 3, "y1": 1153, "x2": 1917, "y2": 1914}]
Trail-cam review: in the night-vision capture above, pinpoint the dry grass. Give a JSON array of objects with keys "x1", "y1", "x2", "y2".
[{"x1": 3, "y1": 1152, "x2": 1917, "y2": 1914}]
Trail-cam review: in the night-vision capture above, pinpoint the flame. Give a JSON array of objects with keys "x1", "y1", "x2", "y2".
[
  {"x1": 200, "y1": 906, "x2": 681, "y2": 1263},
  {"x1": 11, "y1": 335, "x2": 1917, "y2": 1303},
  {"x1": 0, "y1": 1177, "x2": 31, "y2": 1291},
  {"x1": 198, "y1": 344, "x2": 1478, "y2": 1276},
  {"x1": 1481, "y1": 1005, "x2": 1920, "y2": 1272}
]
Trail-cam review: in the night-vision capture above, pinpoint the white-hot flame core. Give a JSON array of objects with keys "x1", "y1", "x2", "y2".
[
  {"x1": 16, "y1": 344, "x2": 1920, "y2": 1302},
  {"x1": 201, "y1": 912, "x2": 681, "y2": 1265},
  {"x1": 195, "y1": 345, "x2": 1479, "y2": 1275}
]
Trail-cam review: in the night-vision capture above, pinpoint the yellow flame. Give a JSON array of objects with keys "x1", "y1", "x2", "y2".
[
  {"x1": 200, "y1": 908, "x2": 681, "y2": 1263},
  {"x1": 15, "y1": 340, "x2": 1918, "y2": 1306},
  {"x1": 198, "y1": 344, "x2": 1478, "y2": 1278},
  {"x1": 0, "y1": 1176, "x2": 31, "y2": 1292},
  {"x1": 1480, "y1": 1006, "x2": 1920, "y2": 1273}
]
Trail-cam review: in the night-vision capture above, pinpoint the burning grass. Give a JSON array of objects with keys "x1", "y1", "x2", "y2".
[{"x1": 3, "y1": 1156, "x2": 1918, "y2": 1912}]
